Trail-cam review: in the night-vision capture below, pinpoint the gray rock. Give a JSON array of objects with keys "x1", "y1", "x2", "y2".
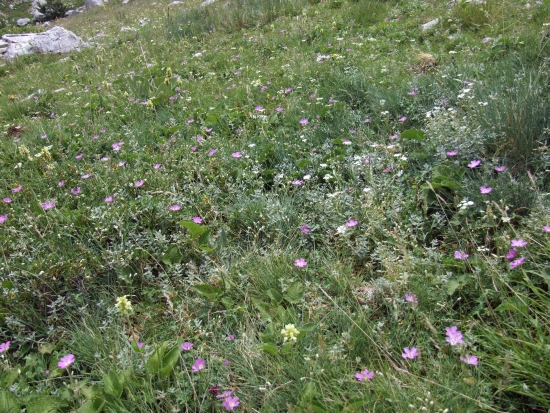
[
  {"x1": 17, "y1": 18, "x2": 31, "y2": 26},
  {"x1": 201, "y1": 0, "x2": 215, "y2": 5},
  {"x1": 43, "y1": 21, "x2": 51, "y2": 27},
  {"x1": 122, "y1": 0, "x2": 129, "y2": 3},
  {"x1": 1, "y1": 26, "x2": 88, "y2": 60},
  {"x1": 421, "y1": 18, "x2": 439, "y2": 31},
  {"x1": 85, "y1": 0, "x2": 104, "y2": 8}
]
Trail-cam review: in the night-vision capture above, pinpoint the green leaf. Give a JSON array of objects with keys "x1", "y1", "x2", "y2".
[
  {"x1": 205, "y1": 114, "x2": 219, "y2": 123},
  {"x1": 446, "y1": 280, "x2": 461, "y2": 295},
  {"x1": 76, "y1": 398, "x2": 105, "y2": 413},
  {"x1": 198, "y1": 229, "x2": 211, "y2": 246},
  {"x1": 0, "y1": 390, "x2": 19, "y2": 413},
  {"x1": 267, "y1": 289, "x2": 283, "y2": 304},
  {"x1": 179, "y1": 221, "x2": 207, "y2": 239},
  {"x1": 160, "y1": 345, "x2": 181, "y2": 377},
  {"x1": 282, "y1": 342, "x2": 294, "y2": 355},
  {"x1": 331, "y1": 139, "x2": 344, "y2": 145},
  {"x1": 252, "y1": 298, "x2": 273, "y2": 322},
  {"x1": 26, "y1": 395, "x2": 67, "y2": 413},
  {"x1": 104, "y1": 370, "x2": 123, "y2": 398},
  {"x1": 495, "y1": 297, "x2": 529, "y2": 314},
  {"x1": 284, "y1": 282, "x2": 304, "y2": 304},
  {"x1": 38, "y1": 342, "x2": 55, "y2": 355},
  {"x1": 400, "y1": 129, "x2": 425, "y2": 141},
  {"x1": 146, "y1": 343, "x2": 167, "y2": 374},
  {"x1": 1, "y1": 281, "x2": 13, "y2": 290},
  {"x1": 296, "y1": 159, "x2": 311, "y2": 169},
  {"x1": 193, "y1": 284, "x2": 223, "y2": 300},
  {"x1": 260, "y1": 343, "x2": 279, "y2": 356},
  {"x1": 299, "y1": 323, "x2": 316, "y2": 335},
  {"x1": 0, "y1": 368, "x2": 19, "y2": 388},
  {"x1": 162, "y1": 245, "x2": 183, "y2": 265},
  {"x1": 81, "y1": 384, "x2": 104, "y2": 400},
  {"x1": 221, "y1": 296, "x2": 234, "y2": 309}
]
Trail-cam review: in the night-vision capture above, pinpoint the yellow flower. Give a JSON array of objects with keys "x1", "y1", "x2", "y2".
[
  {"x1": 115, "y1": 295, "x2": 133, "y2": 315},
  {"x1": 281, "y1": 324, "x2": 299, "y2": 342}
]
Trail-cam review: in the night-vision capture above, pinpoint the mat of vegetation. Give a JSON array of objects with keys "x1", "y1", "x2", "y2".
[{"x1": 0, "y1": 0, "x2": 549, "y2": 411}]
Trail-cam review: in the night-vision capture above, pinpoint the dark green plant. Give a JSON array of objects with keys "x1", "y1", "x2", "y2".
[{"x1": 37, "y1": 0, "x2": 68, "y2": 21}]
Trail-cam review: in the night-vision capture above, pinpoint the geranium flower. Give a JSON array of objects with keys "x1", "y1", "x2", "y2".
[
  {"x1": 446, "y1": 150, "x2": 458, "y2": 156},
  {"x1": 479, "y1": 186, "x2": 492, "y2": 194},
  {"x1": 134, "y1": 180, "x2": 145, "y2": 188},
  {"x1": 460, "y1": 354, "x2": 478, "y2": 365},
  {"x1": 300, "y1": 225, "x2": 310, "y2": 235},
  {"x1": 346, "y1": 219, "x2": 358, "y2": 227},
  {"x1": 71, "y1": 187, "x2": 81, "y2": 195},
  {"x1": 511, "y1": 239, "x2": 527, "y2": 248},
  {"x1": 192, "y1": 358, "x2": 205, "y2": 372},
  {"x1": 58, "y1": 354, "x2": 75, "y2": 369},
  {"x1": 169, "y1": 205, "x2": 181, "y2": 211},
  {"x1": 41, "y1": 200, "x2": 55, "y2": 211},
  {"x1": 402, "y1": 347, "x2": 418, "y2": 359},
  {"x1": 299, "y1": 118, "x2": 309, "y2": 126},
  {"x1": 193, "y1": 216, "x2": 203, "y2": 224},
  {"x1": 509, "y1": 257, "x2": 525, "y2": 269},
  {"x1": 355, "y1": 369, "x2": 375, "y2": 381},
  {"x1": 0, "y1": 215, "x2": 7, "y2": 224},
  {"x1": 181, "y1": 342, "x2": 193, "y2": 351},
  {"x1": 0, "y1": 341, "x2": 10, "y2": 353},
  {"x1": 222, "y1": 396, "x2": 240, "y2": 411},
  {"x1": 494, "y1": 166, "x2": 506, "y2": 172},
  {"x1": 208, "y1": 149, "x2": 218, "y2": 156},
  {"x1": 445, "y1": 326, "x2": 464, "y2": 346},
  {"x1": 405, "y1": 293, "x2": 418, "y2": 303},
  {"x1": 505, "y1": 249, "x2": 517, "y2": 259},
  {"x1": 294, "y1": 258, "x2": 307, "y2": 268},
  {"x1": 454, "y1": 251, "x2": 469, "y2": 260},
  {"x1": 3, "y1": 198, "x2": 12, "y2": 203},
  {"x1": 12, "y1": 185, "x2": 22, "y2": 193}
]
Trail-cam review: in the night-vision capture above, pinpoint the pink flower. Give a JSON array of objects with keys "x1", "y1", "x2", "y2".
[
  {"x1": 188, "y1": 119, "x2": 195, "y2": 124},
  {"x1": 294, "y1": 258, "x2": 308, "y2": 268},
  {"x1": 169, "y1": 205, "x2": 181, "y2": 211},
  {"x1": 275, "y1": 107, "x2": 283, "y2": 112},
  {"x1": 505, "y1": 249, "x2": 517, "y2": 259},
  {"x1": 41, "y1": 134, "x2": 47, "y2": 139},
  {"x1": 228, "y1": 334, "x2": 235, "y2": 340},
  {"x1": 291, "y1": 180, "x2": 303, "y2": 185},
  {"x1": 208, "y1": 149, "x2": 218, "y2": 156},
  {"x1": 255, "y1": 105, "x2": 264, "y2": 111},
  {"x1": 205, "y1": 127, "x2": 213, "y2": 133},
  {"x1": 0, "y1": 215, "x2": 7, "y2": 224},
  {"x1": 232, "y1": 152, "x2": 242, "y2": 158},
  {"x1": 300, "y1": 225, "x2": 310, "y2": 235},
  {"x1": 382, "y1": 166, "x2": 392, "y2": 173},
  {"x1": 364, "y1": 118, "x2": 371, "y2": 123},
  {"x1": 181, "y1": 342, "x2": 193, "y2": 351},
  {"x1": 75, "y1": 153, "x2": 83, "y2": 160},
  {"x1": 445, "y1": 326, "x2": 464, "y2": 346},
  {"x1": 71, "y1": 187, "x2": 81, "y2": 195},
  {"x1": 454, "y1": 251, "x2": 469, "y2": 260},
  {"x1": 460, "y1": 354, "x2": 479, "y2": 365},
  {"x1": 543, "y1": 226, "x2": 550, "y2": 232},
  {"x1": 511, "y1": 239, "x2": 527, "y2": 248},
  {"x1": 12, "y1": 185, "x2": 22, "y2": 193},
  {"x1": 58, "y1": 354, "x2": 75, "y2": 369},
  {"x1": 467, "y1": 160, "x2": 481, "y2": 168},
  {"x1": 342, "y1": 139, "x2": 351, "y2": 145},
  {"x1": 81, "y1": 174, "x2": 91, "y2": 179},
  {"x1": 356, "y1": 369, "x2": 375, "y2": 381},
  {"x1": 134, "y1": 180, "x2": 145, "y2": 188},
  {"x1": 118, "y1": 161, "x2": 126, "y2": 167},
  {"x1": 57, "y1": 181, "x2": 65, "y2": 187},
  {"x1": 405, "y1": 293, "x2": 418, "y2": 303},
  {"x1": 509, "y1": 256, "x2": 526, "y2": 269},
  {"x1": 192, "y1": 358, "x2": 206, "y2": 372},
  {"x1": 446, "y1": 150, "x2": 458, "y2": 156},
  {"x1": 193, "y1": 216, "x2": 203, "y2": 224},
  {"x1": 136, "y1": 342, "x2": 144, "y2": 348},
  {"x1": 482, "y1": 37, "x2": 491, "y2": 43},
  {"x1": 3, "y1": 198, "x2": 12, "y2": 203},
  {"x1": 41, "y1": 200, "x2": 55, "y2": 211},
  {"x1": 299, "y1": 118, "x2": 309, "y2": 126},
  {"x1": 105, "y1": 196, "x2": 114, "y2": 203},
  {"x1": 0, "y1": 341, "x2": 10, "y2": 353},
  {"x1": 153, "y1": 164, "x2": 162, "y2": 169},
  {"x1": 222, "y1": 396, "x2": 240, "y2": 411},
  {"x1": 402, "y1": 347, "x2": 418, "y2": 359},
  {"x1": 399, "y1": 116, "x2": 407, "y2": 122},
  {"x1": 479, "y1": 186, "x2": 492, "y2": 194},
  {"x1": 112, "y1": 142, "x2": 124, "y2": 151},
  {"x1": 494, "y1": 166, "x2": 506, "y2": 172},
  {"x1": 346, "y1": 219, "x2": 358, "y2": 227}
]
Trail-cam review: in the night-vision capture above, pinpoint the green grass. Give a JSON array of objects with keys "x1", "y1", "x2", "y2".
[{"x1": 0, "y1": 0, "x2": 549, "y2": 412}]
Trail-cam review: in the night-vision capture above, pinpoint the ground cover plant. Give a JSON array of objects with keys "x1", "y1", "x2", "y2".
[{"x1": 0, "y1": 0, "x2": 549, "y2": 411}]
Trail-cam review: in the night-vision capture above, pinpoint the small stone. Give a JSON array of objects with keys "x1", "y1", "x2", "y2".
[
  {"x1": 17, "y1": 18, "x2": 31, "y2": 26},
  {"x1": 421, "y1": 18, "x2": 439, "y2": 31}
]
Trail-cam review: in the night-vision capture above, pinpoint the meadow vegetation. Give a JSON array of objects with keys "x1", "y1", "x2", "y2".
[{"x1": 0, "y1": 0, "x2": 549, "y2": 411}]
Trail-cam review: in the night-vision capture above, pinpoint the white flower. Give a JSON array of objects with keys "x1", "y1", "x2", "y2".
[
  {"x1": 281, "y1": 324, "x2": 299, "y2": 342},
  {"x1": 336, "y1": 225, "x2": 348, "y2": 234}
]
